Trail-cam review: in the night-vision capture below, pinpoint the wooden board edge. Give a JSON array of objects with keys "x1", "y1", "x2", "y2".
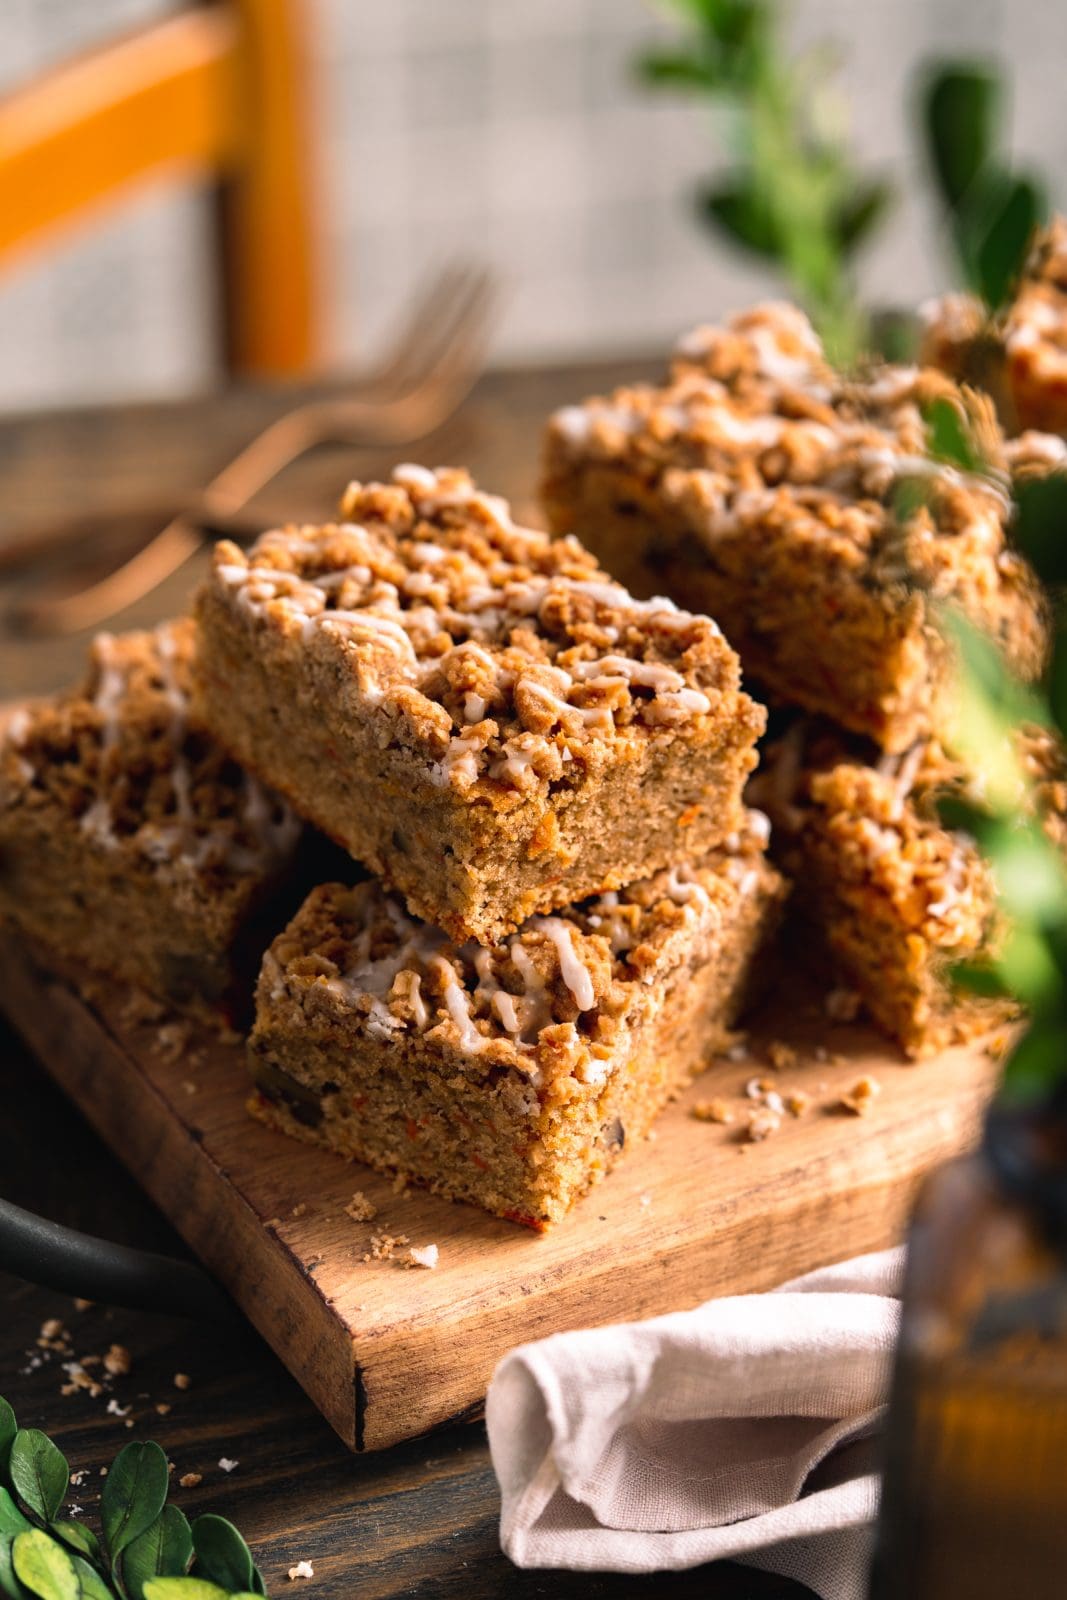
[{"x1": 1, "y1": 943, "x2": 361, "y2": 1451}]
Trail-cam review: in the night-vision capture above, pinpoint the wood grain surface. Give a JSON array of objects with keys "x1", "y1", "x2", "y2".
[
  {"x1": 0, "y1": 1013, "x2": 812, "y2": 1599},
  {"x1": 1, "y1": 930, "x2": 1000, "y2": 1454}
]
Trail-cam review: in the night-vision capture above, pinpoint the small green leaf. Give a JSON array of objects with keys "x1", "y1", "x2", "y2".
[
  {"x1": 0, "y1": 1406, "x2": 16, "y2": 1484},
  {"x1": 189, "y1": 1517, "x2": 254, "y2": 1596},
  {"x1": 9, "y1": 1437, "x2": 68, "y2": 1527},
  {"x1": 833, "y1": 178, "x2": 894, "y2": 257},
  {"x1": 101, "y1": 1443, "x2": 169, "y2": 1570},
  {"x1": 951, "y1": 959, "x2": 1011, "y2": 999},
  {"x1": 11, "y1": 1531, "x2": 79, "y2": 1600},
  {"x1": 1001, "y1": 1022, "x2": 1067, "y2": 1106},
  {"x1": 45, "y1": 1529, "x2": 97, "y2": 1568},
  {"x1": 988, "y1": 827, "x2": 1067, "y2": 925},
  {"x1": 636, "y1": 50, "x2": 718, "y2": 90},
  {"x1": 122, "y1": 1508, "x2": 193, "y2": 1600},
  {"x1": 970, "y1": 173, "x2": 1044, "y2": 311},
  {"x1": 925, "y1": 396, "x2": 982, "y2": 474},
  {"x1": 68, "y1": 1557, "x2": 111, "y2": 1600},
  {"x1": 142, "y1": 1580, "x2": 230, "y2": 1600},
  {"x1": 922, "y1": 61, "x2": 1001, "y2": 208},
  {"x1": 1012, "y1": 474, "x2": 1067, "y2": 588},
  {"x1": 698, "y1": 178, "x2": 778, "y2": 259},
  {"x1": 0, "y1": 1495, "x2": 32, "y2": 1542},
  {"x1": 0, "y1": 1534, "x2": 27, "y2": 1600}
]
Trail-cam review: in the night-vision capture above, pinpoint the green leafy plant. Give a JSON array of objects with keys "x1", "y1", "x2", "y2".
[
  {"x1": 0, "y1": 1398, "x2": 267, "y2": 1600},
  {"x1": 920, "y1": 59, "x2": 1047, "y2": 314},
  {"x1": 918, "y1": 394, "x2": 1067, "y2": 1103},
  {"x1": 637, "y1": 0, "x2": 891, "y2": 363}
]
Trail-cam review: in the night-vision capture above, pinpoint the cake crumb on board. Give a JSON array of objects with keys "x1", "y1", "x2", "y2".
[
  {"x1": 691, "y1": 1099, "x2": 734, "y2": 1124},
  {"x1": 344, "y1": 1192, "x2": 377, "y2": 1223}
]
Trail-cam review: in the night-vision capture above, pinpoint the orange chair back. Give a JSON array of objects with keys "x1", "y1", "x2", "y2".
[{"x1": 0, "y1": 0, "x2": 317, "y2": 377}]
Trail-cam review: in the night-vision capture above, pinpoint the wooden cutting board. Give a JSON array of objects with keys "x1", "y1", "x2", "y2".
[{"x1": 0, "y1": 931, "x2": 1000, "y2": 1452}]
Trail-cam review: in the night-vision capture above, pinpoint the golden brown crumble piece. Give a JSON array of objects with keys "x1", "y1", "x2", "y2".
[
  {"x1": 363, "y1": 1233, "x2": 410, "y2": 1263},
  {"x1": 839, "y1": 1076, "x2": 882, "y2": 1115},
  {"x1": 179, "y1": 1473, "x2": 202, "y2": 1489},
  {"x1": 102, "y1": 1344, "x2": 132, "y2": 1377},
  {"x1": 691, "y1": 1098, "x2": 734, "y2": 1124},
  {"x1": 249, "y1": 821, "x2": 786, "y2": 1228},
  {"x1": 745, "y1": 1107, "x2": 783, "y2": 1141},
  {"x1": 543, "y1": 302, "x2": 1047, "y2": 753},
  {"x1": 195, "y1": 465, "x2": 765, "y2": 943},
  {"x1": 344, "y1": 1192, "x2": 377, "y2": 1223}
]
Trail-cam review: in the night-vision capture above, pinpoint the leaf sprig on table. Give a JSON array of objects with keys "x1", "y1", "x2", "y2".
[
  {"x1": 637, "y1": 0, "x2": 891, "y2": 364},
  {"x1": 0, "y1": 1397, "x2": 267, "y2": 1600}
]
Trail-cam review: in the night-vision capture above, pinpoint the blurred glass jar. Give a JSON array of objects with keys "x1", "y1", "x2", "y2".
[{"x1": 869, "y1": 1086, "x2": 1067, "y2": 1598}]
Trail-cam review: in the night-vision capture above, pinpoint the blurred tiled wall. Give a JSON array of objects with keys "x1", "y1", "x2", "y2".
[{"x1": 0, "y1": 0, "x2": 1064, "y2": 409}]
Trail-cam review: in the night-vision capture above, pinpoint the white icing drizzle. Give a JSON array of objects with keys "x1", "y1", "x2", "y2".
[{"x1": 529, "y1": 918, "x2": 596, "y2": 1011}]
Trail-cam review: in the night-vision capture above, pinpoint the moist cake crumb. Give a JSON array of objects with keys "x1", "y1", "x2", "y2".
[
  {"x1": 691, "y1": 1098, "x2": 734, "y2": 1124},
  {"x1": 344, "y1": 1192, "x2": 377, "y2": 1223}
]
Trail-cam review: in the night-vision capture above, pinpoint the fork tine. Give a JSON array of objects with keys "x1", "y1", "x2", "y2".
[
  {"x1": 365, "y1": 262, "x2": 482, "y2": 400},
  {"x1": 375, "y1": 262, "x2": 494, "y2": 402},
  {"x1": 17, "y1": 264, "x2": 499, "y2": 634},
  {"x1": 329, "y1": 266, "x2": 498, "y2": 435}
]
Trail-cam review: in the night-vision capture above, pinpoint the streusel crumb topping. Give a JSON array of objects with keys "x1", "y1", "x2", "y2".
[
  {"x1": 547, "y1": 302, "x2": 1040, "y2": 603},
  {"x1": 0, "y1": 621, "x2": 299, "y2": 881},
  {"x1": 260, "y1": 812, "x2": 775, "y2": 1087},
  {"x1": 209, "y1": 465, "x2": 755, "y2": 798}
]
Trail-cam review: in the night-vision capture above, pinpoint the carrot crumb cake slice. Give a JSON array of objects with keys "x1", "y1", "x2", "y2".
[
  {"x1": 543, "y1": 302, "x2": 1047, "y2": 753},
  {"x1": 249, "y1": 815, "x2": 785, "y2": 1229},
  {"x1": 752, "y1": 721, "x2": 1067, "y2": 1057},
  {"x1": 195, "y1": 465, "x2": 765, "y2": 944},
  {"x1": 0, "y1": 620, "x2": 310, "y2": 1019}
]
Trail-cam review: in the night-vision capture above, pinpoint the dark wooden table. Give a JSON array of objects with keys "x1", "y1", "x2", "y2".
[{"x1": 0, "y1": 362, "x2": 814, "y2": 1598}]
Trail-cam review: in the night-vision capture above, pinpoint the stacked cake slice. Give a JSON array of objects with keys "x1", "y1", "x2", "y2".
[
  {"x1": 543, "y1": 303, "x2": 1058, "y2": 1056},
  {"x1": 0, "y1": 620, "x2": 313, "y2": 1019},
  {"x1": 194, "y1": 465, "x2": 783, "y2": 1225}
]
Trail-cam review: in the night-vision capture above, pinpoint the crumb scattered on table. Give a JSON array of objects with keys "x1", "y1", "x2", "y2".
[
  {"x1": 838, "y1": 1075, "x2": 882, "y2": 1115},
  {"x1": 745, "y1": 1107, "x2": 783, "y2": 1142},
  {"x1": 691, "y1": 1098, "x2": 734, "y2": 1125},
  {"x1": 362, "y1": 1233, "x2": 409, "y2": 1263},
  {"x1": 767, "y1": 1041, "x2": 798, "y2": 1071},
  {"x1": 405, "y1": 1244, "x2": 439, "y2": 1270},
  {"x1": 345, "y1": 1192, "x2": 377, "y2": 1223},
  {"x1": 103, "y1": 1343, "x2": 131, "y2": 1377}
]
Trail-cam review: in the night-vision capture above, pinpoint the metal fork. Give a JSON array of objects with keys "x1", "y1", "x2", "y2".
[{"x1": 16, "y1": 262, "x2": 496, "y2": 635}]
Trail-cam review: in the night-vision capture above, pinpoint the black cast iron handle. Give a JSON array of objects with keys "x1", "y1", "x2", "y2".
[{"x1": 0, "y1": 1198, "x2": 238, "y2": 1324}]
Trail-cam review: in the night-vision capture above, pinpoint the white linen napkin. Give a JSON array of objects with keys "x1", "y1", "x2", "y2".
[{"x1": 486, "y1": 1247, "x2": 904, "y2": 1600}]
